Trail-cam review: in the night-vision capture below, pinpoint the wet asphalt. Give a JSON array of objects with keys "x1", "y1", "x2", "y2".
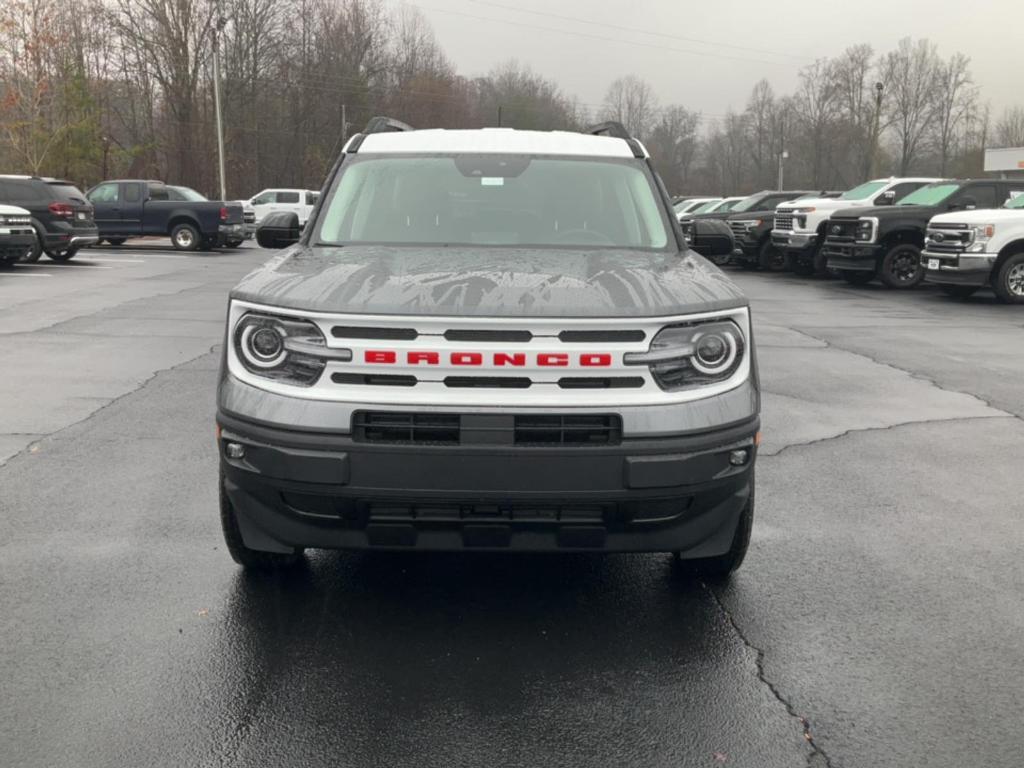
[{"x1": 1, "y1": 244, "x2": 1022, "y2": 767}]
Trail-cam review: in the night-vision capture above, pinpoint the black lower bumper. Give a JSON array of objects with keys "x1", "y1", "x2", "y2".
[
  {"x1": 218, "y1": 413, "x2": 759, "y2": 555},
  {"x1": 0, "y1": 232, "x2": 35, "y2": 262},
  {"x1": 823, "y1": 241, "x2": 881, "y2": 271}
]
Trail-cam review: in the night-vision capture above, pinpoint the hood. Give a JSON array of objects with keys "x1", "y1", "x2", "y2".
[
  {"x1": 930, "y1": 207, "x2": 1023, "y2": 225},
  {"x1": 777, "y1": 197, "x2": 852, "y2": 213},
  {"x1": 829, "y1": 204, "x2": 936, "y2": 220},
  {"x1": 0, "y1": 204, "x2": 31, "y2": 215},
  {"x1": 230, "y1": 244, "x2": 748, "y2": 318}
]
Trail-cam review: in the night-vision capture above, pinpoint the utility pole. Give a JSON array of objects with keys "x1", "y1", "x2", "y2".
[
  {"x1": 870, "y1": 81, "x2": 884, "y2": 178},
  {"x1": 777, "y1": 150, "x2": 787, "y2": 190},
  {"x1": 212, "y1": 10, "x2": 228, "y2": 201}
]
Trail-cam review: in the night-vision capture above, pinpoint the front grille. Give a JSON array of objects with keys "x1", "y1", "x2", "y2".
[
  {"x1": 243, "y1": 211, "x2": 255, "y2": 224},
  {"x1": 775, "y1": 213, "x2": 794, "y2": 232},
  {"x1": 728, "y1": 221, "x2": 747, "y2": 238},
  {"x1": 353, "y1": 412, "x2": 622, "y2": 446},
  {"x1": 926, "y1": 225, "x2": 971, "y2": 254}
]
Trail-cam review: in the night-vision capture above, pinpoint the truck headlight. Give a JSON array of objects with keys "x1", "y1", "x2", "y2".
[
  {"x1": 233, "y1": 312, "x2": 345, "y2": 386},
  {"x1": 967, "y1": 224, "x2": 995, "y2": 253},
  {"x1": 855, "y1": 218, "x2": 877, "y2": 243},
  {"x1": 623, "y1": 319, "x2": 745, "y2": 391}
]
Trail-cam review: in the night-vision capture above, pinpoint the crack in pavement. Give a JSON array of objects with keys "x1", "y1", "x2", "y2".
[
  {"x1": 0, "y1": 344, "x2": 219, "y2": 469},
  {"x1": 786, "y1": 325, "x2": 1022, "y2": 421},
  {"x1": 705, "y1": 584, "x2": 834, "y2": 768},
  {"x1": 762, "y1": 414, "x2": 1013, "y2": 457}
]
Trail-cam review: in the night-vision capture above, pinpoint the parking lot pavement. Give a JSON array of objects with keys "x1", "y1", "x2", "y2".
[{"x1": 2, "y1": 256, "x2": 1023, "y2": 767}]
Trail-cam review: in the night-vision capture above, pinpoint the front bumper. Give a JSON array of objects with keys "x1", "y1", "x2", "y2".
[
  {"x1": 823, "y1": 240, "x2": 881, "y2": 271},
  {"x1": 218, "y1": 412, "x2": 758, "y2": 555},
  {"x1": 922, "y1": 250, "x2": 995, "y2": 287},
  {"x1": 772, "y1": 231, "x2": 817, "y2": 252},
  {"x1": 0, "y1": 230, "x2": 35, "y2": 262}
]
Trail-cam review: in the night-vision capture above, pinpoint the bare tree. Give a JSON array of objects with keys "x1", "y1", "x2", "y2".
[
  {"x1": 645, "y1": 106, "x2": 701, "y2": 193},
  {"x1": 601, "y1": 75, "x2": 657, "y2": 139},
  {"x1": 794, "y1": 58, "x2": 841, "y2": 186},
  {"x1": 744, "y1": 80, "x2": 778, "y2": 188},
  {"x1": 994, "y1": 106, "x2": 1024, "y2": 147},
  {"x1": 932, "y1": 53, "x2": 977, "y2": 175},
  {"x1": 882, "y1": 38, "x2": 941, "y2": 175}
]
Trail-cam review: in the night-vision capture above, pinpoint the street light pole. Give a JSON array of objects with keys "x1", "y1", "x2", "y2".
[
  {"x1": 212, "y1": 14, "x2": 228, "y2": 201},
  {"x1": 870, "y1": 81, "x2": 884, "y2": 178},
  {"x1": 777, "y1": 150, "x2": 788, "y2": 190}
]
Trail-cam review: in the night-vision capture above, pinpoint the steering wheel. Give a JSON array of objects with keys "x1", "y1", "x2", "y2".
[{"x1": 554, "y1": 228, "x2": 615, "y2": 245}]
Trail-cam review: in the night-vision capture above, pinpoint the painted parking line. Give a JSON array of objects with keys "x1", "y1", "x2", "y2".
[
  {"x1": 0, "y1": 271, "x2": 53, "y2": 278},
  {"x1": 79, "y1": 257, "x2": 146, "y2": 264}
]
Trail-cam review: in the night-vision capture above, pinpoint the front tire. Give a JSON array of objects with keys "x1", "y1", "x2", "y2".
[
  {"x1": 758, "y1": 240, "x2": 787, "y2": 272},
  {"x1": 219, "y1": 470, "x2": 304, "y2": 570},
  {"x1": 879, "y1": 242, "x2": 924, "y2": 289},
  {"x1": 674, "y1": 479, "x2": 754, "y2": 580},
  {"x1": 170, "y1": 223, "x2": 200, "y2": 251},
  {"x1": 993, "y1": 253, "x2": 1024, "y2": 304},
  {"x1": 23, "y1": 229, "x2": 44, "y2": 263}
]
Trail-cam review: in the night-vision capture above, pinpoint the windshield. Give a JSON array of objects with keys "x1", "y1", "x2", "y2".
[
  {"x1": 1005, "y1": 193, "x2": 1024, "y2": 209},
  {"x1": 731, "y1": 194, "x2": 766, "y2": 213},
  {"x1": 840, "y1": 181, "x2": 888, "y2": 200},
  {"x1": 48, "y1": 183, "x2": 88, "y2": 204},
  {"x1": 692, "y1": 200, "x2": 721, "y2": 214},
  {"x1": 317, "y1": 154, "x2": 671, "y2": 249},
  {"x1": 717, "y1": 199, "x2": 741, "y2": 212},
  {"x1": 898, "y1": 183, "x2": 960, "y2": 206},
  {"x1": 168, "y1": 186, "x2": 207, "y2": 202}
]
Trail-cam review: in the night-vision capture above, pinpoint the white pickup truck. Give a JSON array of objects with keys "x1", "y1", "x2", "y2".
[
  {"x1": 923, "y1": 193, "x2": 1024, "y2": 303},
  {"x1": 773, "y1": 178, "x2": 937, "y2": 274},
  {"x1": 241, "y1": 188, "x2": 320, "y2": 230}
]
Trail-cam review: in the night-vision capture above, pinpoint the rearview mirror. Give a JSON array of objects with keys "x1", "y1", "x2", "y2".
[
  {"x1": 256, "y1": 211, "x2": 301, "y2": 249},
  {"x1": 689, "y1": 219, "x2": 735, "y2": 260}
]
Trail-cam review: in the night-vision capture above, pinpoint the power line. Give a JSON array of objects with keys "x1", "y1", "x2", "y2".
[
  {"x1": 465, "y1": 0, "x2": 813, "y2": 62},
  {"x1": 404, "y1": 1, "x2": 802, "y2": 68}
]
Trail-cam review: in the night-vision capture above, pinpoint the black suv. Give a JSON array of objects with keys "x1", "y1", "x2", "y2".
[
  {"x1": 717, "y1": 191, "x2": 817, "y2": 270},
  {"x1": 0, "y1": 176, "x2": 99, "y2": 262},
  {"x1": 822, "y1": 179, "x2": 1024, "y2": 288}
]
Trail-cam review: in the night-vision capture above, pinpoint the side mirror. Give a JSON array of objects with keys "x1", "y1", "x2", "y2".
[
  {"x1": 876, "y1": 190, "x2": 896, "y2": 206},
  {"x1": 256, "y1": 211, "x2": 301, "y2": 249},
  {"x1": 689, "y1": 219, "x2": 735, "y2": 260}
]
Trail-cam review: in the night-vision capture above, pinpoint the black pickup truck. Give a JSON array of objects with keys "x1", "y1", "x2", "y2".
[
  {"x1": 86, "y1": 180, "x2": 245, "y2": 250},
  {"x1": 822, "y1": 179, "x2": 1024, "y2": 288}
]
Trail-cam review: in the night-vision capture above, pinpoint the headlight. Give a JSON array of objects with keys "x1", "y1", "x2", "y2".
[
  {"x1": 233, "y1": 312, "x2": 347, "y2": 386},
  {"x1": 967, "y1": 224, "x2": 995, "y2": 253},
  {"x1": 735, "y1": 219, "x2": 761, "y2": 230},
  {"x1": 0, "y1": 215, "x2": 30, "y2": 226},
  {"x1": 623, "y1": 319, "x2": 745, "y2": 391},
  {"x1": 791, "y1": 207, "x2": 816, "y2": 214},
  {"x1": 855, "y1": 218, "x2": 877, "y2": 243}
]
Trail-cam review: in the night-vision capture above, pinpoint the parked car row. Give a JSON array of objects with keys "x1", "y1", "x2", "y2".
[
  {"x1": 681, "y1": 177, "x2": 1024, "y2": 304},
  {"x1": 0, "y1": 177, "x2": 322, "y2": 263}
]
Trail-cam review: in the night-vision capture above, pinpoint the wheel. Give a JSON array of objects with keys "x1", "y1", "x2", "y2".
[
  {"x1": 170, "y1": 222, "x2": 200, "y2": 251},
  {"x1": 811, "y1": 242, "x2": 832, "y2": 277},
  {"x1": 940, "y1": 285, "x2": 979, "y2": 299},
  {"x1": 789, "y1": 253, "x2": 813, "y2": 276},
  {"x1": 225, "y1": 240, "x2": 243, "y2": 248},
  {"x1": 219, "y1": 469, "x2": 304, "y2": 570},
  {"x1": 674, "y1": 478, "x2": 754, "y2": 580},
  {"x1": 879, "y1": 242, "x2": 924, "y2": 288},
  {"x1": 45, "y1": 247, "x2": 79, "y2": 262},
  {"x1": 993, "y1": 253, "x2": 1024, "y2": 304},
  {"x1": 839, "y1": 269, "x2": 875, "y2": 285},
  {"x1": 757, "y1": 240, "x2": 787, "y2": 272},
  {"x1": 105, "y1": 238, "x2": 126, "y2": 246},
  {"x1": 22, "y1": 229, "x2": 43, "y2": 263}
]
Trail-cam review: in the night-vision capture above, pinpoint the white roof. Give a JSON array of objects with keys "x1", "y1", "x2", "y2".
[{"x1": 350, "y1": 128, "x2": 644, "y2": 158}]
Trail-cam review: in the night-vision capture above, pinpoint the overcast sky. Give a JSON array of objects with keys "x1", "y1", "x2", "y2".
[{"x1": 394, "y1": 0, "x2": 1021, "y2": 121}]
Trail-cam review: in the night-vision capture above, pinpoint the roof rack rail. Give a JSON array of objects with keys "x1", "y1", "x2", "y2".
[
  {"x1": 363, "y1": 116, "x2": 414, "y2": 135},
  {"x1": 586, "y1": 121, "x2": 645, "y2": 159}
]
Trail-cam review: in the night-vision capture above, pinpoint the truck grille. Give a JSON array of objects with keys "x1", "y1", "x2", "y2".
[
  {"x1": 775, "y1": 213, "x2": 794, "y2": 232},
  {"x1": 925, "y1": 224, "x2": 971, "y2": 254},
  {"x1": 243, "y1": 211, "x2": 256, "y2": 224},
  {"x1": 353, "y1": 412, "x2": 622, "y2": 446},
  {"x1": 728, "y1": 221, "x2": 748, "y2": 238}
]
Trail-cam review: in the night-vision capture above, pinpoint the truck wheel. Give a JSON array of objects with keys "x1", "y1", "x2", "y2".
[
  {"x1": 45, "y1": 247, "x2": 79, "y2": 262},
  {"x1": 219, "y1": 470, "x2": 304, "y2": 570},
  {"x1": 840, "y1": 270, "x2": 875, "y2": 285},
  {"x1": 106, "y1": 238, "x2": 126, "y2": 246},
  {"x1": 674, "y1": 478, "x2": 754, "y2": 580},
  {"x1": 758, "y1": 240, "x2": 787, "y2": 272},
  {"x1": 879, "y1": 243, "x2": 924, "y2": 288},
  {"x1": 170, "y1": 223, "x2": 200, "y2": 251},
  {"x1": 22, "y1": 229, "x2": 43, "y2": 263},
  {"x1": 993, "y1": 253, "x2": 1024, "y2": 304},
  {"x1": 940, "y1": 285, "x2": 979, "y2": 299}
]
